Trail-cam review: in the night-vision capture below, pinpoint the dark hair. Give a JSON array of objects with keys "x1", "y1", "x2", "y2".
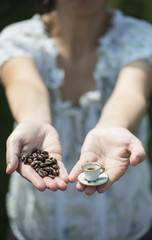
[{"x1": 37, "y1": 0, "x2": 56, "y2": 14}]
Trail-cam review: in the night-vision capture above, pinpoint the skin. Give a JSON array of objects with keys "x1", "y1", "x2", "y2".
[
  {"x1": 1, "y1": 0, "x2": 152, "y2": 194},
  {"x1": 69, "y1": 126, "x2": 146, "y2": 195},
  {"x1": 69, "y1": 60, "x2": 152, "y2": 195},
  {"x1": 6, "y1": 122, "x2": 68, "y2": 191}
]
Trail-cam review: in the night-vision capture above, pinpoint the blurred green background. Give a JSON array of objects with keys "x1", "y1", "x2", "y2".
[{"x1": 0, "y1": 0, "x2": 152, "y2": 239}]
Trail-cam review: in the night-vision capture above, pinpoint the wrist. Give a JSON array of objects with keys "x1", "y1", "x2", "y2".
[
  {"x1": 96, "y1": 119, "x2": 128, "y2": 129},
  {"x1": 17, "y1": 116, "x2": 52, "y2": 125},
  {"x1": 16, "y1": 110, "x2": 52, "y2": 125}
]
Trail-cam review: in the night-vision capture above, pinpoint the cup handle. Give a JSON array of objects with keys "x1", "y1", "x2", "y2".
[{"x1": 100, "y1": 167, "x2": 105, "y2": 174}]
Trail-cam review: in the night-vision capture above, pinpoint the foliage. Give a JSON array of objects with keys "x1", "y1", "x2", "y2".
[
  {"x1": 108, "y1": 0, "x2": 152, "y2": 22},
  {"x1": 0, "y1": 0, "x2": 152, "y2": 239}
]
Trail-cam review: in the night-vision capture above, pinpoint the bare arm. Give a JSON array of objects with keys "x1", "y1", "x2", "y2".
[
  {"x1": 1, "y1": 57, "x2": 51, "y2": 124},
  {"x1": 1, "y1": 57, "x2": 68, "y2": 191},
  {"x1": 69, "y1": 60, "x2": 152, "y2": 195},
  {"x1": 98, "y1": 60, "x2": 152, "y2": 131}
]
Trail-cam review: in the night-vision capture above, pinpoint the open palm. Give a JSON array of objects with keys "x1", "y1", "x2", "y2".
[
  {"x1": 69, "y1": 126, "x2": 145, "y2": 195},
  {"x1": 6, "y1": 123, "x2": 68, "y2": 191}
]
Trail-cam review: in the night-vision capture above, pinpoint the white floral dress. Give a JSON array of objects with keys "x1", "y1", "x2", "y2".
[{"x1": 0, "y1": 9, "x2": 152, "y2": 240}]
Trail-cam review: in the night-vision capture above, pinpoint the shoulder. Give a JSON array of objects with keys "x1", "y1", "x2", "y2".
[
  {"x1": 0, "y1": 15, "x2": 49, "y2": 69},
  {"x1": 100, "y1": 9, "x2": 152, "y2": 67},
  {"x1": 0, "y1": 14, "x2": 46, "y2": 41},
  {"x1": 115, "y1": 9, "x2": 151, "y2": 27},
  {"x1": 112, "y1": 9, "x2": 152, "y2": 42}
]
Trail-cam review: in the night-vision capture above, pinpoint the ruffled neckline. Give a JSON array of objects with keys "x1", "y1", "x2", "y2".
[{"x1": 33, "y1": 9, "x2": 122, "y2": 113}]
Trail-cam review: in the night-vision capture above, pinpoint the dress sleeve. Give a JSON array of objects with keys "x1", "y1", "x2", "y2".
[
  {"x1": 117, "y1": 14, "x2": 152, "y2": 66},
  {"x1": 97, "y1": 10, "x2": 152, "y2": 71},
  {"x1": 0, "y1": 15, "x2": 43, "y2": 73}
]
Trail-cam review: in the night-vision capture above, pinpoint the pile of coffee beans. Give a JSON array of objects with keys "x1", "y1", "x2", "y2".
[{"x1": 21, "y1": 148, "x2": 59, "y2": 179}]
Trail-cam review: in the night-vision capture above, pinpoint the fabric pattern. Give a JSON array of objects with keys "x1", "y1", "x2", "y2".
[{"x1": 0, "y1": 9, "x2": 152, "y2": 240}]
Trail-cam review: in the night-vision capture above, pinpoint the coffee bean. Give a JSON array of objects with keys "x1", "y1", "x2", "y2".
[
  {"x1": 35, "y1": 167, "x2": 40, "y2": 172},
  {"x1": 37, "y1": 154, "x2": 45, "y2": 161},
  {"x1": 21, "y1": 148, "x2": 59, "y2": 179},
  {"x1": 38, "y1": 169, "x2": 48, "y2": 177},
  {"x1": 48, "y1": 174, "x2": 55, "y2": 179},
  {"x1": 33, "y1": 160, "x2": 40, "y2": 164},
  {"x1": 38, "y1": 169, "x2": 45, "y2": 178},
  {"x1": 56, "y1": 170, "x2": 59, "y2": 176},
  {"x1": 40, "y1": 163, "x2": 46, "y2": 168},
  {"x1": 50, "y1": 157, "x2": 57, "y2": 164},
  {"x1": 27, "y1": 158, "x2": 33, "y2": 164},
  {"x1": 32, "y1": 152, "x2": 38, "y2": 158},
  {"x1": 33, "y1": 163, "x2": 39, "y2": 169},
  {"x1": 45, "y1": 159, "x2": 53, "y2": 164},
  {"x1": 54, "y1": 170, "x2": 59, "y2": 176},
  {"x1": 41, "y1": 169, "x2": 48, "y2": 176},
  {"x1": 21, "y1": 154, "x2": 29, "y2": 160},
  {"x1": 41, "y1": 151, "x2": 49, "y2": 159},
  {"x1": 52, "y1": 164, "x2": 59, "y2": 169},
  {"x1": 21, "y1": 154, "x2": 29, "y2": 164},
  {"x1": 44, "y1": 162, "x2": 53, "y2": 166},
  {"x1": 51, "y1": 169, "x2": 56, "y2": 175},
  {"x1": 31, "y1": 161, "x2": 38, "y2": 168},
  {"x1": 32, "y1": 148, "x2": 40, "y2": 154},
  {"x1": 44, "y1": 167, "x2": 54, "y2": 172}
]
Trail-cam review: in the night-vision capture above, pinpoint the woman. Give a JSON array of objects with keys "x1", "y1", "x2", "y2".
[{"x1": 0, "y1": 0, "x2": 152, "y2": 239}]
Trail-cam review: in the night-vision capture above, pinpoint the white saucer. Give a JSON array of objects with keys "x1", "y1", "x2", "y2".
[{"x1": 78, "y1": 172, "x2": 108, "y2": 186}]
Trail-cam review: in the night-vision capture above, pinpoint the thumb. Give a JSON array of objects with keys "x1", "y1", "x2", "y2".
[
  {"x1": 69, "y1": 131, "x2": 99, "y2": 182},
  {"x1": 129, "y1": 137, "x2": 146, "y2": 166},
  {"x1": 69, "y1": 151, "x2": 98, "y2": 182},
  {"x1": 6, "y1": 135, "x2": 21, "y2": 174}
]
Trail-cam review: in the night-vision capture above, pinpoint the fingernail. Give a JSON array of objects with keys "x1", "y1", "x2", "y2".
[
  {"x1": 131, "y1": 157, "x2": 140, "y2": 166},
  {"x1": 6, "y1": 163, "x2": 11, "y2": 172}
]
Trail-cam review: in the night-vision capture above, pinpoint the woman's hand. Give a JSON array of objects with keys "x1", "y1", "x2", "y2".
[
  {"x1": 6, "y1": 122, "x2": 69, "y2": 191},
  {"x1": 69, "y1": 126, "x2": 145, "y2": 195}
]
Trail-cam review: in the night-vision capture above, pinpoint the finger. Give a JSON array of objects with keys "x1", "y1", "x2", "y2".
[
  {"x1": 97, "y1": 177, "x2": 112, "y2": 193},
  {"x1": 85, "y1": 186, "x2": 97, "y2": 195},
  {"x1": 6, "y1": 135, "x2": 22, "y2": 174},
  {"x1": 129, "y1": 137, "x2": 146, "y2": 166},
  {"x1": 97, "y1": 167, "x2": 120, "y2": 193},
  {"x1": 57, "y1": 161, "x2": 69, "y2": 183},
  {"x1": 76, "y1": 181, "x2": 86, "y2": 192},
  {"x1": 54, "y1": 177, "x2": 67, "y2": 191},
  {"x1": 43, "y1": 177, "x2": 60, "y2": 191},
  {"x1": 69, "y1": 152, "x2": 98, "y2": 182},
  {"x1": 18, "y1": 162, "x2": 46, "y2": 191},
  {"x1": 77, "y1": 179, "x2": 97, "y2": 195}
]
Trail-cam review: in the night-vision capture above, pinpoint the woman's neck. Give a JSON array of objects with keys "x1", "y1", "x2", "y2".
[{"x1": 47, "y1": 4, "x2": 111, "y2": 59}]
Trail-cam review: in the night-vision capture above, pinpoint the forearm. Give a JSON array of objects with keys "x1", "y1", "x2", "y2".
[
  {"x1": 5, "y1": 80, "x2": 51, "y2": 124},
  {"x1": 97, "y1": 93, "x2": 147, "y2": 132},
  {"x1": 96, "y1": 60, "x2": 152, "y2": 132},
  {"x1": 1, "y1": 57, "x2": 52, "y2": 124}
]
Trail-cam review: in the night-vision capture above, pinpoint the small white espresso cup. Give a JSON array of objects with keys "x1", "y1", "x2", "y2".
[{"x1": 81, "y1": 162, "x2": 103, "y2": 181}]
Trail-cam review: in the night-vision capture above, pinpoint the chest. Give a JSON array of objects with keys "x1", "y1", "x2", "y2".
[{"x1": 57, "y1": 51, "x2": 98, "y2": 106}]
